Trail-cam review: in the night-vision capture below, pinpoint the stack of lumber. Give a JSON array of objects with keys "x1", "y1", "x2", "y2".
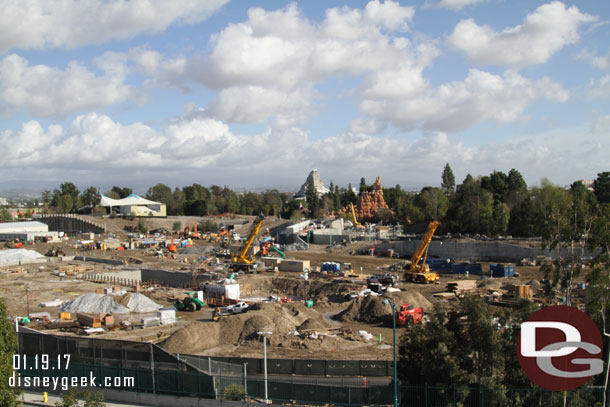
[
  {"x1": 446, "y1": 280, "x2": 477, "y2": 293},
  {"x1": 76, "y1": 312, "x2": 102, "y2": 328}
]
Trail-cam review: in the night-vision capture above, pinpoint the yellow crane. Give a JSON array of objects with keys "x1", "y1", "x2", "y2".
[
  {"x1": 231, "y1": 213, "x2": 265, "y2": 271},
  {"x1": 349, "y1": 203, "x2": 363, "y2": 229},
  {"x1": 402, "y1": 221, "x2": 440, "y2": 284}
]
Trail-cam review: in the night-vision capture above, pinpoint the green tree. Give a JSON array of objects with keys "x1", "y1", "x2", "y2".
[
  {"x1": 171, "y1": 188, "x2": 185, "y2": 215},
  {"x1": 57, "y1": 194, "x2": 74, "y2": 214},
  {"x1": 532, "y1": 179, "x2": 582, "y2": 304},
  {"x1": 505, "y1": 169, "x2": 528, "y2": 209},
  {"x1": 55, "y1": 387, "x2": 105, "y2": 407},
  {"x1": 441, "y1": 163, "x2": 456, "y2": 196},
  {"x1": 146, "y1": 183, "x2": 174, "y2": 214},
  {"x1": 137, "y1": 219, "x2": 148, "y2": 234},
  {"x1": 359, "y1": 177, "x2": 368, "y2": 195},
  {"x1": 0, "y1": 209, "x2": 11, "y2": 221},
  {"x1": 221, "y1": 384, "x2": 246, "y2": 401},
  {"x1": 60, "y1": 182, "x2": 80, "y2": 206},
  {"x1": 491, "y1": 201, "x2": 510, "y2": 236},
  {"x1": 80, "y1": 187, "x2": 100, "y2": 209},
  {"x1": 398, "y1": 304, "x2": 467, "y2": 386},
  {"x1": 0, "y1": 301, "x2": 20, "y2": 406},
  {"x1": 110, "y1": 186, "x2": 132, "y2": 199},
  {"x1": 417, "y1": 187, "x2": 448, "y2": 220},
  {"x1": 593, "y1": 172, "x2": 610, "y2": 204},
  {"x1": 305, "y1": 177, "x2": 319, "y2": 217}
]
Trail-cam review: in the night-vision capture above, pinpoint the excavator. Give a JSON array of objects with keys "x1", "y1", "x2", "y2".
[
  {"x1": 231, "y1": 214, "x2": 265, "y2": 271},
  {"x1": 402, "y1": 221, "x2": 440, "y2": 284},
  {"x1": 260, "y1": 240, "x2": 286, "y2": 258}
]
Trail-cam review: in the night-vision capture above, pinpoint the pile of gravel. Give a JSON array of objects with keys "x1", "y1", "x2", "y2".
[{"x1": 60, "y1": 294, "x2": 130, "y2": 314}]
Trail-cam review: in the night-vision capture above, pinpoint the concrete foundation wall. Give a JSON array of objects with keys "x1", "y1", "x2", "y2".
[
  {"x1": 141, "y1": 268, "x2": 196, "y2": 287},
  {"x1": 312, "y1": 234, "x2": 350, "y2": 245},
  {"x1": 375, "y1": 240, "x2": 593, "y2": 262}
]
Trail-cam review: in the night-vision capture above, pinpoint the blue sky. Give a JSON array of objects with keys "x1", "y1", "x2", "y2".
[{"x1": 1, "y1": 0, "x2": 609, "y2": 194}]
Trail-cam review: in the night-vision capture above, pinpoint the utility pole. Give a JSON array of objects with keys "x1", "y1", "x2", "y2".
[{"x1": 257, "y1": 331, "x2": 272, "y2": 404}]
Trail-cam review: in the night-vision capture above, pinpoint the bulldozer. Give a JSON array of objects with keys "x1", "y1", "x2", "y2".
[{"x1": 174, "y1": 291, "x2": 205, "y2": 312}]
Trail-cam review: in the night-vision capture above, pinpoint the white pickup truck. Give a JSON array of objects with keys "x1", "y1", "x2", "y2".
[{"x1": 226, "y1": 302, "x2": 249, "y2": 314}]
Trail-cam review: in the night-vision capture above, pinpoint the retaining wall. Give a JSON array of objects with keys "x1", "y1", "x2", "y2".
[
  {"x1": 375, "y1": 240, "x2": 593, "y2": 262},
  {"x1": 37, "y1": 214, "x2": 106, "y2": 234}
]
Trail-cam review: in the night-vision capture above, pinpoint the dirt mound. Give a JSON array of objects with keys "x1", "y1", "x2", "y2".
[
  {"x1": 297, "y1": 318, "x2": 332, "y2": 331},
  {"x1": 163, "y1": 322, "x2": 221, "y2": 352},
  {"x1": 337, "y1": 296, "x2": 390, "y2": 324},
  {"x1": 338, "y1": 290, "x2": 431, "y2": 324},
  {"x1": 163, "y1": 301, "x2": 347, "y2": 355},
  {"x1": 384, "y1": 291, "x2": 431, "y2": 309}
]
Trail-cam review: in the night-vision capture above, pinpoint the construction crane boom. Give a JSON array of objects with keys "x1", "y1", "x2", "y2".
[
  {"x1": 402, "y1": 221, "x2": 440, "y2": 284},
  {"x1": 349, "y1": 203, "x2": 362, "y2": 228},
  {"x1": 232, "y1": 213, "x2": 265, "y2": 265}
]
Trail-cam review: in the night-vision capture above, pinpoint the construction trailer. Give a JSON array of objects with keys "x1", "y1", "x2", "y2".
[{"x1": 279, "y1": 260, "x2": 310, "y2": 272}]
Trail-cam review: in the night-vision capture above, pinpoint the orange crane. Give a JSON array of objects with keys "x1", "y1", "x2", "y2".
[
  {"x1": 168, "y1": 237, "x2": 177, "y2": 253},
  {"x1": 402, "y1": 221, "x2": 440, "y2": 284},
  {"x1": 191, "y1": 223, "x2": 200, "y2": 239}
]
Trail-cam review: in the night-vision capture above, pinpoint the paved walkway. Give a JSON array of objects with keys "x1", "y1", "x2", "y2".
[{"x1": 21, "y1": 391, "x2": 151, "y2": 407}]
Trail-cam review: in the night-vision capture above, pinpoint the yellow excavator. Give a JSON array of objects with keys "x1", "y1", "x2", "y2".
[
  {"x1": 231, "y1": 213, "x2": 265, "y2": 271},
  {"x1": 402, "y1": 221, "x2": 440, "y2": 284}
]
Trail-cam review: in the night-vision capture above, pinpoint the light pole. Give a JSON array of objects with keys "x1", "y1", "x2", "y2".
[
  {"x1": 25, "y1": 284, "x2": 31, "y2": 316},
  {"x1": 383, "y1": 299, "x2": 398, "y2": 407},
  {"x1": 257, "y1": 331, "x2": 272, "y2": 404}
]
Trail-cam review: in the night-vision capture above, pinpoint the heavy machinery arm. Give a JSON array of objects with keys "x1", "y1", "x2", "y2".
[
  {"x1": 349, "y1": 203, "x2": 362, "y2": 228},
  {"x1": 403, "y1": 221, "x2": 440, "y2": 283},
  {"x1": 232, "y1": 214, "x2": 265, "y2": 264}
]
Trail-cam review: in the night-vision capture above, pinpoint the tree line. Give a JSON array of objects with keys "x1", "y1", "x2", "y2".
[{"x1": 39, "y1": 168, "x2": 610, "y2": 238}]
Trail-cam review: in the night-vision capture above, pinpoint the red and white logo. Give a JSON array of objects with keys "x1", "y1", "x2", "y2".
[{"x1": 517, "y1": 305, "x2": 603, "y2": 391}]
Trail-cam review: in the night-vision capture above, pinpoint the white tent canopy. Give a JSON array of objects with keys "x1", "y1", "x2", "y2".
[{"x1": 99, "y1": 193, "x2": 161, "y2": 207}]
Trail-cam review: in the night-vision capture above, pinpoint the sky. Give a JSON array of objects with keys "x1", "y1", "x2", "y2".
[{"x1": 1, "y1": 0, "x2": 609, "y2": 195}]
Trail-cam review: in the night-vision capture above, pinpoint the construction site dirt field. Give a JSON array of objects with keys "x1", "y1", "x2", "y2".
[{"x1": 0, "y1": 215, "x2": 588, "y2": 361}]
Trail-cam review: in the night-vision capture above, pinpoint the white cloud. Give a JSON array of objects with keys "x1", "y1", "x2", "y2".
[
  {"x1": 592, "y1": 53, "x2": 610, "y2": 70},
  {"x1": 1, "y1": 113, "x2": 607, "y2": 188},
  {"x1": 592, "y1": 114, "x2": 610, "y2": 133},
  {"x1": 0, "y1": 54, "x2": 131, "y2": 117},
  {"x1": 348, "y1": 118, "x2": 387, "y2": 135},
  {"x1": 203, "y1": 86, "x2": 315, "y2": 129},
  {"x1": 430, "y1": 0, "x2": 486, "y2": 11},
  {"x1": 175, "y1": 1, "x2": 420, "y2": 129},
  {"x1": 358, "y1": 69, "x2": 568, "y2": 132},
  {"x1": 587, "y1": 75, "x2": 610, "y2": 99},
  {"x1": 447, "y1": 1, "x2": 597, "y2": 67},
  {"x1": 0, "y1": 0, "x2": 229, "y2": 54}
]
